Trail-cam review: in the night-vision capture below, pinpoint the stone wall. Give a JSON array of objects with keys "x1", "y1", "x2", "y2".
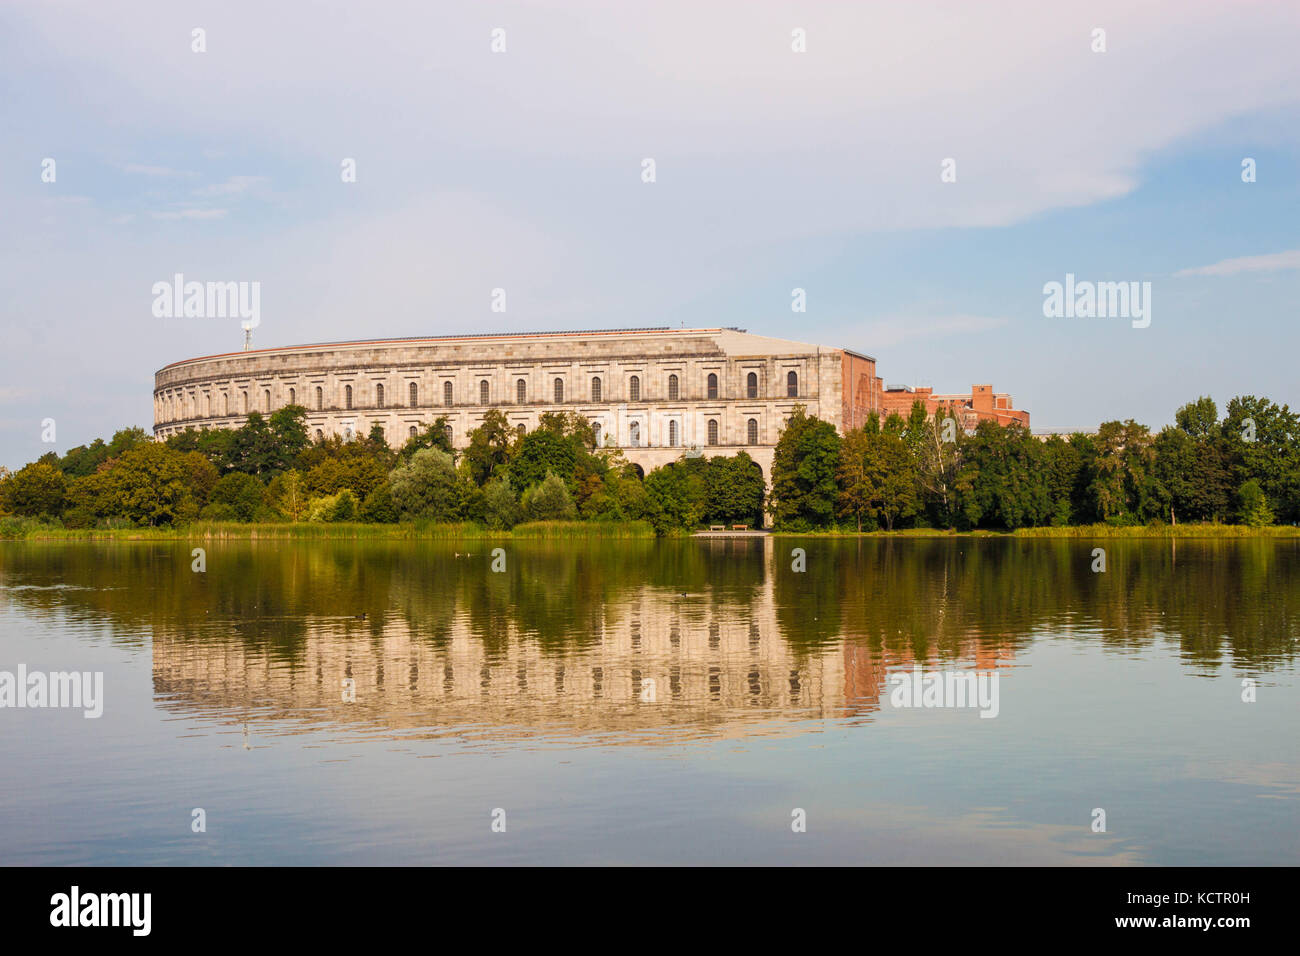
[{"x1": 153, "y1": 328, "x2": 878, "y2": 480}]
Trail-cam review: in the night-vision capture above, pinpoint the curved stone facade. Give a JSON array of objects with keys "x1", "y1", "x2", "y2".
[{"x1": 153, "y1": 327, "x2": 884, "y2": 478}]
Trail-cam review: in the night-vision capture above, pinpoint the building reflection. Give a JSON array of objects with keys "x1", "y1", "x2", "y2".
[{"x1": 151, "y1": 539, "x2": 1018, "y2": 744}]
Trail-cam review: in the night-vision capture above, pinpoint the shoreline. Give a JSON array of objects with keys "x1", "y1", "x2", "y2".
[{"x1": 1, "y1": 520, "x2": 1295, "y2": 542}]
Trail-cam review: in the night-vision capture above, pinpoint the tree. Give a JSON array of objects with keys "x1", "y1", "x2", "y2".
[
  {"x1": 267, "y1": 469, "x2": 308, "y2": 521},
  {"x1": 205, "y1": 472, "x2": 268, "y2": 522},
  {"x1": 836, "y1": 429, "x2": 878, "y2": 532},
  {"x1": 837, "y1": 424, "x2": 917, "y2": 531},
  {"x1": 389, "y1": 448, "x2": 463, "y2": 521},
  {"x1": 0, "y1": 462, "x2": 68, "y2": 517},
  {"x1": 704, "y1": 453, "x2": 765, "y2": 526},
  {"x1": 770, "y1": 405, "x2": 841, "y2": 530},
  {"x1": 904, "y1": 403, "x2": 963, "y2": 528},
  {"x1": 643, "y1": 462, "x2": 706, "y2": 534},
  {"x1": 107, "y1": 443, "x2": 197, "y2": 526},
  {"x1": 1237, "y1": 479, "x2": 1274, "y2": 527},
  {"x1": 522, "y1": 472, "x2": 577, "y2": 521},
  {"x1": 509, "y1": 429, "x2": 578, "y2": 495},
  {"x1": 1222, "y1": 396, "x2": 1300, "y2": 524},
  {"x1": 1175, "y1": 396, "x2": 1220, "y2": 440},
  {"x1": 463, "y1": 410, "x2": 514, "y2": 485},
  {"x1": 400, "y1": 418, "x2": 453, "y2": 459},
  {"x1": 1087, "y1": 420, "x2": 1156, "y2": 523},
  {"x1": 59, "y1": 438, "x2": 111, "y2": 478},
  {"x1": 482, "y1": 475, "x2": 523, "y2": 529},
  {"x1": 360, "y1": 481, "x2": 398, "y2": 523}
]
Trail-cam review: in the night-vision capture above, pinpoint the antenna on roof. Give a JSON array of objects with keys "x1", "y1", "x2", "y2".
[{"x1": 242, "y1": 321, "x2": 253, "y2": 351}]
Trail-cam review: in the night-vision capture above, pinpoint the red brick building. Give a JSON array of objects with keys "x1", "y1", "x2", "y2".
[{"x1": 879, "y1": 384, "x2": 1029, "y2": 430}]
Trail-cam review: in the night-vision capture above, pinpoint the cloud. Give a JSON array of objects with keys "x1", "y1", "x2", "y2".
[
  {"x1": 857, "y1": 314, "x2": 1010, "y2": 349},
  {"x1": 1175, "y1": 249, "x2": 1300, "y2": 277},
  {"x1": 121, "y1": 163, "x2": 192, "y2": 177},
  {"x1": 149, "y1": 208, "x2": 229, "y2": 220},
  {"x1": 194, "y1": 175, "x2": 269, "y2": 197}
]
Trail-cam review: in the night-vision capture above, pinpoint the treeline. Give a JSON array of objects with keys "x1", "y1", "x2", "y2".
[
  {"x1": 0, "y1": 408, "x2": 766, "y2": 535},
  {"x1": 769, "y1": 395, "x2": 1298, "y2": 531}
]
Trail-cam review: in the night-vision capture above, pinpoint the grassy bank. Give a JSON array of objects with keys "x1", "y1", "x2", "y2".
[
  {"x1": 770, "y1": 523, "x2": 1300, "y2": 539},
  {"x1": 0, "y1": 517, "x2": 655, "y2": 541}
]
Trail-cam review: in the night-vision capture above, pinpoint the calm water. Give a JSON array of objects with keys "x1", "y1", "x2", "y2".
[{"x1": 1, "y1": 537, "x2": 1297, "y2": 866}]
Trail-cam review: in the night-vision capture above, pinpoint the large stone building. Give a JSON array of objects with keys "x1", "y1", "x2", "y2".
[{"x1": 154, "y1": 327, "x2": 886, "y2": 479}]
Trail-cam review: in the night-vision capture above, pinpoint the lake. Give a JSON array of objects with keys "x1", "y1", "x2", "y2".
[{"x1": 1, "y1": 536, "x2": 1297, "y2": 865}]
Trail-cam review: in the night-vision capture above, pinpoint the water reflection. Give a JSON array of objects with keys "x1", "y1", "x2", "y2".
[{"x1": 2, "y1": 537, "x2": 1296, "y2": 746}]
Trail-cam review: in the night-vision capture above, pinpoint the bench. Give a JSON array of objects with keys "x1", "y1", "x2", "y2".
[
  {"x1": 709, "y1": 525, "x2": 725, "y2": 531},
  {"x1": 732, "y1": 524, "x2": 748, "y2": 531}
]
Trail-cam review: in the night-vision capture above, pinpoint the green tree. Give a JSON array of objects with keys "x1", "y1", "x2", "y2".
[
  {"x1": 389, "y1": 448, "x2": 463, "y2": 522},
  {"x1": 770, "y1": 405, "x2": 841, "y2": 530},
  {"x1": 509, "y1": 429, "x2": 578, "y2": 495},
  {"x1": 108, "y1": 443, "x2": 197, "y2": 526},
  {"x1": 1222, "y1": 396, "x2": 1300, "y2": 524},
  {"x1": 463, "y1": 409, "x2": 514, "y2": 485},
  {"x1": 1236, "y1": 479, "x2": 1274, "y2": 527},
  {"x1": 400, "y1": 418, "x2": 453, "y2": 459},
  {"x1": 360, "y1": 481, "x2": 398, "y2": 523},
  {"x1": 205, "y1": 472, "x2": 268, "y2": 522},
  {"x1": 704, "y1": 453, "x2": 765, "y2": 526},
  {"x1": 482, "y1": 475, "x2": 523, "y2": 529},
  {"x1": 522, "y1": 472, "x2": 578, "y2": 521},
  {"x1": 0, "y1": 462, "x2": 68, "y2": 517},
  {"x1": 267, "y1": 469, "x2": 308, "y2": 521},
  {"x1": 642, "y1": 461, "x2": 706, "y2": 534}
]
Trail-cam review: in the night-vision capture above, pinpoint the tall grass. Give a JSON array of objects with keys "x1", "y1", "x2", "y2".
[
  {"x1": 769, "y1": 522, "x2": 1300, "y2": 538},
  {"x1": 511, "y1": 520, "x2": 655, "y2": 538},
  {"x1": 1013, "y1": 523, "x2": 1300, "y2": 539},
  {"x1": 0, "y1": 517, "x2": 656, "y2": 541}
]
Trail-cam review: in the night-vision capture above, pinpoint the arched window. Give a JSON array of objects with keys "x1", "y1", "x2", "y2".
[
  {"x1": 668, "y1": 374, "x2": 679, "y2": 400},
  {"x1": 444, "y1": 381, "x2": 453, "y2": 406},
  {"x1": 629, "y1": 375, "x2": 640, "y2": 402},
  {"x1": 443, "y1": 423, "x2": 453, "y2": 445},
  {"x1": 516, "y1": 423, "x2": 526, "y2": 438},
  {"x1": 375, "y1": 426, "x2": 384, "y2": 443},
  {"x1": 288, "y1": 388, "x2": 295, "y2": 406},
  {"x1": 409, "y1": 425, "x2": 417, "y2": 438},
  {"x1": 517, "y1": 379, "x2": 527, "y2": 404},
  {"x1": 409, "y1": 382, "x2": 418, "y2": 408},
  {"x1": 315, "y1": 429, "x2": 323, "y2": 442},
  {"x1": 592, "y1": 421, "x2": 602, "y2": 446},
  {"x1": 554, "y1": 378, "x2": 564, "y2": 403},
  {"x1": 315, "y1": 387, "x2": 323, "y2": 411},
  {"x1": 747, "y1": 418, "x2": 759, "y2": 445},
  {"x1": 345, "y1": 385, "x2": 353, "y2": 410},
  {"x1": 707, "y1": 419, "x2": 719, "y2": 445},
  {"x1": 591, "y1": 377, "x2": 602, "y2": 402},
  {"x1": 668, "y1": 420, "x2": 678, "y2": 446},
  {"x1": 376, "y1": 383, "x2": 385, "y2": 408},
  {"x1": 480, "y1": 380, "x2": 489, "y2": 405},
  {"x1": 746, "y1": 372, "x2": 758, "y2": 398},
  {"x1": 787, "y1": 371, "x2": 798, "y2": 397},
  {"x1": 223, "y1": 393, "x2": 230, "y2": 415},
  {"x1": 264, "y1": 388, "x2": 271, "y2": 410},
  {"x1": 629, "y1": 421, "x2": 640, "y2": 447},
  {"x1": 707, "y1": 373, "x2": 718, "y2": 399},
  {"x1": 241, "y1": 392, "x2": 248, "y2": 414}
]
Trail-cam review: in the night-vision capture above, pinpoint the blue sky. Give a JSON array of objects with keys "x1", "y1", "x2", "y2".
[{"x1": 2, "y1": 0, "x2": 1298, "y2": 468}]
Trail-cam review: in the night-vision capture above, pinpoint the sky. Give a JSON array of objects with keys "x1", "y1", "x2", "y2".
[{"x1": 1, "y1": 0, "x2": 1298, "y2": 468}]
